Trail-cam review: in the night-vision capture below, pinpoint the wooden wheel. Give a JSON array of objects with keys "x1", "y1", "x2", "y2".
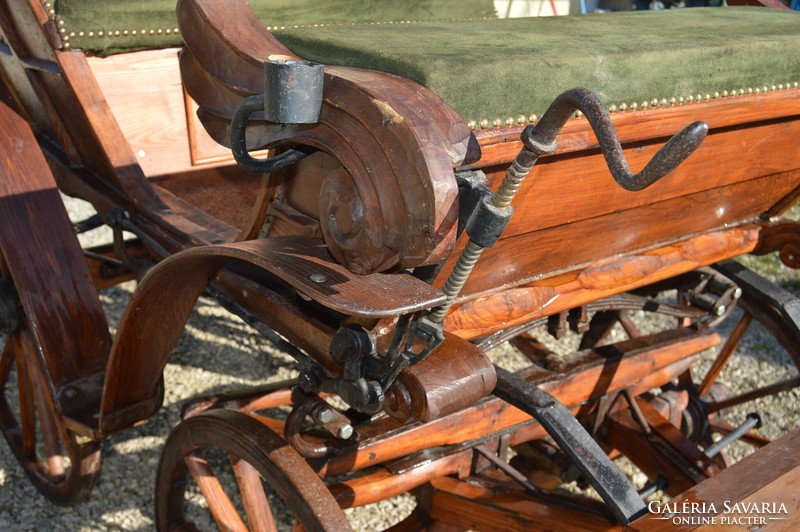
[
  {"x1": 678, "y1": 288, "x2": 800, "y2": 448},
  {"x1": 0, "y1": 328, "x2": 102, "y2": 504},
  {"x1": 156, "y1": 408, "x2": 353, "y2": 532}
]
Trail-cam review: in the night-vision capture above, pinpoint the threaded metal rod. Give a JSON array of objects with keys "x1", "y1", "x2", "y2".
[
  {"x1": 429, "y1": 240, "x2": 484, "y2": 322},
  {"x1": 492, "y1": 148, "x2": 540, "y2": 209},
  {"x1": 428, "y1": 87, "x2": 706, "y2": 324},
  {"x1": 429, "y1": 147, "x2": 542, "y2": 323}
]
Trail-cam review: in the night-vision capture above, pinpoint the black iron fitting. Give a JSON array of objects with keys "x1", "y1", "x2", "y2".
[
  {"x1": 456, "y1": 170, "x2": 512, "y2": 248},
  {"x1": 529, "y1": 87, "x2": 707, "y2": 191},
  {"x1": 230, "y1": 59, "x2": 323, "y2": 174},
  {"x1": 465, "y1": 195, "x2": 513, "y2": 249}
]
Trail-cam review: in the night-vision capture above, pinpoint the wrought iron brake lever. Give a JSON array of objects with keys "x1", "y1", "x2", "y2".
[
  {"x1": 529, "y1": 87, "x2": 708, "y2": 191},
  {"x1": 429, "y1": 88, "x2": 708, "y2": 322}
]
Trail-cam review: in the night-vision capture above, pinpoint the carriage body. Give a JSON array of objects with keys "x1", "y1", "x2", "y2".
[{"x1": 0, "y1": 0, "x2": 799, "y2": 529}]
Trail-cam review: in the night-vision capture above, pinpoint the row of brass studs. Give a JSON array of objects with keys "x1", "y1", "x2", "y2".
[
  {"x1": 468, "y1": 82, "x2": 800, "y2": 131},
  {"x1": 56, "y1": 25, "x2": 181, "y2": 50},
  {"x1": 264, "y1": 17, "x2": 496, "y2": 31},
  {"x1": 41, "y1": 1, "x2": 181, "y2": 50}
]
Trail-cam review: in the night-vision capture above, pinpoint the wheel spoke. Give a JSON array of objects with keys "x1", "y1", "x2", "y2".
[
  {"x1": 185, "y1": 451, "x2": 249, "y2": 532},
  {"x1": 708, "y1": 419, "x2": 771, "y2": 448},
  {"x1": 618, "y1": 311, "x2": 642, "y2": 339},
  {"x1": 14, "y1": 337, "x2": 37, "y2": 459},
  {"x1": 0, "y1": 335, "x2": 14, "y2": 386},
  {"x1": 157, "y1": 409, "x2": 353, "y2": 532},
  {"x1": 707, "y1": 376, "x2": 800, "y2": 414},
  {"x1": 31, "y1": 370, "x2": 66, "y2": 481},
  {"x1": 0, "y1": 270, "x2": 100, "y2": 503},
  {"x1": 698, "y1": 312, "x2": 752, "y2": 399},
  {"x1": 231, "y1": 454, "x2": 277, "y2": 532}
]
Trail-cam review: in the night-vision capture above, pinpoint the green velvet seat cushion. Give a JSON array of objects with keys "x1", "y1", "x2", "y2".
[
  {"x1": 55, "y1": 2, "x2": 800, "y2": 126},
  {"x1": 53, "y1": 0, "x2": 497, "y2": 56},
  {"x1": 272, "y1": 7, "x2": 800, "y2": 125}
]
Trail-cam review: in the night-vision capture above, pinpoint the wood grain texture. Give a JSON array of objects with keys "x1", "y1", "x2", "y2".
[
  {"x1": 0, "y1": 88, "x2": 110, "y2": 393},
  {"x1": 436, "y1": 169, "x2": 795, "y2": 301},
  {"x1": 86, "y1": 48, "x2": 191, "y2": 177},
  {"x1": 425, "y1": 476, "x2": 618, "y2": 532},
  {"x1": 445, "y1": 226, "x2": 760, "y2": 339},
  {"x1": 178, "y1": 0, "x2": 470, "y2": 273},
  {"x1": 99, "y1": 237, "x2": 445, "y2": 433},
  {"x1": 315, "y1": 327, "x2": 719, "y2": 478},
  {"x1": 627, "y1": 429, "x2": 800, "y2": 531},
  {"x1": 473, "y1": 89, "x2": 800, "y2": 167},
  {"x1": 480, "y1": 117, "x2": 800, "y2": 238},
  {"x1": 395, "y1": 332, "x2": 496, "y2": 423}
]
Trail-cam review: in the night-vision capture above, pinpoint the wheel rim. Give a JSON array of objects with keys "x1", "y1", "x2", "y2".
[
  {"x1": 156, "y1": 409, "x2": 353, "y2": 532},
  {"x1": 0, "y1": 329, "x2": 101, "y2": 504}
]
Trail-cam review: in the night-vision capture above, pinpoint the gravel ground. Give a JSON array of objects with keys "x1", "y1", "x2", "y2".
[{"x1": 0, "y1": 197, "x2": 798, "y2": 530}]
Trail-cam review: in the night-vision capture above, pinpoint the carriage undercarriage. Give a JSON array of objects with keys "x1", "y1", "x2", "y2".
[{"x1": 0, "y1": 0, "x2": 799, "y2": 529}]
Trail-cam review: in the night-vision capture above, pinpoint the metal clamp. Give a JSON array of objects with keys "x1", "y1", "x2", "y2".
[{"x1": 230, "y1": 59, "x2": 323, "y2": 173}]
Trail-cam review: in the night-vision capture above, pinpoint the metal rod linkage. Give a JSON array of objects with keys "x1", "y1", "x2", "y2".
[
  {"x1": 428, "y1": 88, "x2": 707, "y2": 323},
  {"x1": 704, "y1": 413, "x2": 762, "y2": 458}
]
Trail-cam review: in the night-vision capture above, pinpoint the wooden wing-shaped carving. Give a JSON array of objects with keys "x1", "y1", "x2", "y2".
[{"x1": 177, "y1": 0, "x2": 474, "y2": 274}]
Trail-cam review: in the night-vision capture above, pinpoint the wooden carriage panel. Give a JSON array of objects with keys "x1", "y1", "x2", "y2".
[
  {"x1": 437, "y1": 170, "x2": 798, "y2": 300},
  {"x1": 0, "y1": 88, "x2": 111, "y2": 388},
  {"x1": 444, "y1": 226, "x2": 762, "y2": 339},
  {"x1": 483, "y1": 116, "x2": 800, "y2": 236},
  {"x1": 86, "y1": 48, "x2": 268, "y2": 176},
  {"x1": 86, "y1": 48, "x2": 193, "y2": 176},
  {"x1": 628, "y1": 429, "x2": 800, "y2": 531}
]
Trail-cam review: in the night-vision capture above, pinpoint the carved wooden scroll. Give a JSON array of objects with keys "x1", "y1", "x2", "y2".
[{"x1": 177, "y1": 0, "x2": 473, "y2": 274}]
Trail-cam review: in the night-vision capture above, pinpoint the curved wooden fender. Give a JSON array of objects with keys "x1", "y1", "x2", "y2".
[
  {"x1": 99, "y1": 237, "x2": 445, "y2": 434},
  {"x1": 0, "y1": 90, "x2": 111, "y2": 411}
]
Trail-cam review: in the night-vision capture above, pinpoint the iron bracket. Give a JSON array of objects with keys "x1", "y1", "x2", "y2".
[{"x1": 493, "y1": 365, "x2": 648, "y2": 525}]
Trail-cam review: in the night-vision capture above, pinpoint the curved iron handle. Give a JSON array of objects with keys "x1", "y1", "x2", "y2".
[
  {"x1": 524, "y1": 87, "x2": 708, "y2": 191},
  {"x1": 431, "y1": 88, "x2": 708, "y2": 322},
  {"x1": 230, "y1": 94, "x2": 315, "y2": 173}
]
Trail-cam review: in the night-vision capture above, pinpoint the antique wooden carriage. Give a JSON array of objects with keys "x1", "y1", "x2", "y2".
[{"x1": 0, "y1": 0, "x2": 799, "y2": 529}]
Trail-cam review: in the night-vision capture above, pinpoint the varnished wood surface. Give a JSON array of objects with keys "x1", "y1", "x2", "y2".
[
  {"x1": 627, "y1": 429, "x2": 800, "y2": 531},
  {"x1": 87, "y1": 48, "x2": 263, "y2": 176},
  {"x1": 178, "y1": 0, "x2": 470, "y2": 274},
  {"x1": 473, "y1": 89, "x2": 800, "y2": 167},
  {"x1": 0, "y1": 86, "x2": 110, "y2": 390},
  {"x1": 436, "y1": 169, "x2": 797, "y2": 302},
  {"x1": 482, "y1": 117, "x2": 800, "y2": 238},
  {"x1": 315, "y1": 327, "x2": 719, "y2": 478},
  {"x1": 425, "y1": 476, "x2": 618, "y2": 532},
  {"x1": 395, "y1": 332, "x2": 496, "y2": 423},
  {"x1": 99, "y1": 237, "x2": 445, "y2": 434},
  {"x1": 444, "y1": 226, "x2": 762, "y2": 339}
]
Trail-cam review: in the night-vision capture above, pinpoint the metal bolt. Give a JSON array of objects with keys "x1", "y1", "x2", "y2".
[
  {"x1": 715, "y1": 305, "x2": 726, "y2": 316},
  {"x1": 337, "y1": 424, "x2": 354, "y2": 440},
  {"x1": 309, "y1": 273, "x2": 328, "y2": 283},
  {"x1": 314, "y1": 407, "x2": 333, "y2": 424},
  {"x1": 732, "y1": 287, "x2": 743, "y2": 299}
]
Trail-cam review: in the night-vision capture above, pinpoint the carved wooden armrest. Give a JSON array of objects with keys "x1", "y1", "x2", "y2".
[{"x1": 178, "y1": 0, "x2": 474, "y2": 275}]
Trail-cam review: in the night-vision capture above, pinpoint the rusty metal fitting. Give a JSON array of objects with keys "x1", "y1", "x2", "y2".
[
  {"x1": 285, "y1": 389, "x2": 354, "y2": 458},
  {"x1": 383, "y1": 382, "x2": 415, "y2": 424}
]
